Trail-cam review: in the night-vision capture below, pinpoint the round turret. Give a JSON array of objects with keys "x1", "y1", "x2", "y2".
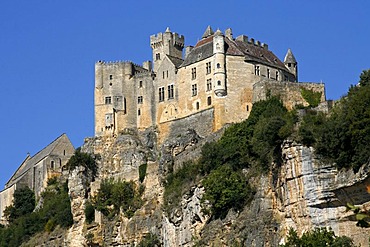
[{"x1": 213, "y1": 30, "x2": 227, "y2": 97}]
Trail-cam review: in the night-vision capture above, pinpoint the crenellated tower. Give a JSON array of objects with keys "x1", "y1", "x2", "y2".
[
  {"x1": 150, "y1": 27, "x2": 184, "y2": 72},
  {"x1": 213, "y1": 29, "x2": 227, "y2": 97}
]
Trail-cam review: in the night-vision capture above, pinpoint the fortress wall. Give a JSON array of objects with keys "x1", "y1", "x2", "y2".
[
  {"x1": 0, "y1": 185, "x2": 16, "y2": 224},
  {"x1": 253, "y1": 80, "x2": 326, "y2": 110},
  {"x1": 158, "y1": 107, "x2": 214, "y2": 144}
]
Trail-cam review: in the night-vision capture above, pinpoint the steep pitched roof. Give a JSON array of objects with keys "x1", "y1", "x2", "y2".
[
  {"x1": 284, "y1": 48, "x2": 297, "y2": 64},
  {"x1": 202, "y1": 25, "x2": 214, "y2": 38},
  {"x1": 5, "y1": 133, "x2": 72, "y2": 188},
  {"x1": 167, "y1": 55, "x2": 184, "y2": 68},
  {"x1": 181, "y1": 34, "x2": 290, "y2": 73}
]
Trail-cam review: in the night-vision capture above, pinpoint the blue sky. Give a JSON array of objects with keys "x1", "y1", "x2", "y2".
[{"x1": 0, "y1": 1, "x2": 369, "y2": 188}]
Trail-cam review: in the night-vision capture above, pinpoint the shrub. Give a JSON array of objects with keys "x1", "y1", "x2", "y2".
[
  {"x1": 4, "y1": 187, "x2": 35, "y2": 223},
  {"x1": 66, "y1": 148, "x2": 97, "y2": 177},
  {"x1": 85, "y1": 200, "x2": 95, "y2": 224},
  {"x1": 163, "y1": 162, "x2": 200, "y2": 215},
  {"x1": 202, "y1": 165, "x2": 253, "y2": 219},
  {"x1": 137, "y1": 233, "x2": 161, "y2": 247},
  {"x1": 139, "y1": 163, "x2": 147, "y2": 183},
  {"x1": 280, "y1": 227, "x2": 355, "y2": 247},
  {"x1": 301, "y1": 88, "x2": 322, "y2": 108},
  {"x1": 93, "y1": 179, "x2": 143, "y2": 219}
]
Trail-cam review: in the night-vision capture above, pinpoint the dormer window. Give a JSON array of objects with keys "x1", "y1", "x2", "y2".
[{"x1": 156, "y1": 53, "x2": 160, "y2": 60}]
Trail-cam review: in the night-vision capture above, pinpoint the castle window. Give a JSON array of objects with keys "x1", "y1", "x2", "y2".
[
  {"x1": 217, "y1": 63, "x2": 221, "y2": 69},
  {"x1": 288, "y1": 63, "x2": 291, "y2": 67},
  {"x1": 246, "y1": 105, "x2": 249, "y2": 111},
  {"x1": 105, "y1": 96, "x2": 112, "y2": 104},
  {"x1": 254, "y1": 65, "x2": 260, "y2": 76},
  {"x1": 207, "y1": 96, "x2": 212, "y2": 106},
  {"x1": 138, "y1": 109, "x2": 141, "y2": 116},
  {"x1": 159, "y1": 87, "x2": 165, "y2": 102},
  {"x1": 156, "y1": 53, "x2": 160, "y2": 60},
  {"x1": 276, "y1": 71, "x2": 279, "y2": 80},
  {"x1": 167, "y1": 70, "x2": 169, "y2": 78},
  {"x1": 123, "y1": 97, "x2": 127, "y2": 114},
  {"x1": 138, "y1": 96, "x2": 143, "y2": 104},
  {"x1": 206, "y1": 79, "x2": 212, "y2": 91},
  {"x1": 51, "y1": 160, "x2": 55, "y2": 169},
  {"x1": 139, "y1": 81, "x2": 143, "y2": 88},
  {"x1": 217, "y1": 80, "x2": 221, "y2": 86},
  {"x1": 168, "y1": 84, "x2": 174, "y2": 99},
  {"x1": 267, "y1": 69, "x2": 270, "y2": 78},
  {"x1": 192, "y1": 84, "x2": 198, "y2": 96},
  {"x1": 206, "y1": 62, "x2": 211, "y2": 74},
  {"x1": 163, "y1": 71, "x2": 165, "y2": 79},
  {"x1": 192, "y1": 68, "x2": 197, "y2": 80},
  {"x1": 196, "y1": 102, "x2": 200, "y2": 110},
  {"x1": 109, "y1": 75, "x2": 113, "y2": 80}
]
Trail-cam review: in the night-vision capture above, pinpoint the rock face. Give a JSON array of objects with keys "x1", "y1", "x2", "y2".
[
  {"x1": 26, "y1": 131, "x2": 370, "y2": 246},
  {"x1": 276, "y1": 140, "x2": 370, "y2": 246}
]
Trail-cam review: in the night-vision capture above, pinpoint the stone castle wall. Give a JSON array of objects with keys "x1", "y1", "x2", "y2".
[{"x1": 253, "y1": 80, "x2": 326, "y2": 110}]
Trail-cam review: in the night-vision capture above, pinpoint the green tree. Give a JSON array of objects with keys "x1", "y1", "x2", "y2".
[
  {"x1": 66, "y1": 148, "x2": 97, "y2": 177},
  {"x1": 93, "y1": 179, "x2": 143, "y2": 219},
  {"x1": 359, "y1": 69, "x2": 370, "y2": 87},
  {"x1": 4, "y1": 187, "x2": 35, "y2": 223},
  {"x1": 280, "y1": 228, "x2": 355, "y2": 247},
  {"x1": 202, "y1": 165, "x2": 253, "y2": 219}
]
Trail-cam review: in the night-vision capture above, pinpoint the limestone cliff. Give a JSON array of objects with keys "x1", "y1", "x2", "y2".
[{"x1": 25, "y1": 130, "x2": 370, "y2": 246}]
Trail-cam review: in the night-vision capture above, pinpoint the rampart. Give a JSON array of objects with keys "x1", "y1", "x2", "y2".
[{"x1": 253, "y1": 80, "x2": 326, "y2": 110}]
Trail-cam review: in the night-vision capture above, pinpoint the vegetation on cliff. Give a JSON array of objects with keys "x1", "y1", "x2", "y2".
[
  {"x1": 280, "y1": 228, "x2": 355, "y2": 247},
  {"x1": 66, "y1": 147, "x2": 98, "y2": 177},
  {"x1": 298, "y1": 69, "x2": 370, "y2": 171},
  {"x1": 0, "y1": 179, "x2": 72, "y2": 247},
  {"x1": 164, "y1": 96, "x2": 295, "y2": 218},
  {"x1": 92, "y1": 178, "x2": 144, "y2": 219}
]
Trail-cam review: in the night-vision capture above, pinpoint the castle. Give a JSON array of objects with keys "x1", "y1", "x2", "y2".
[
  {"x1": 0, "y1": 26, "x2": 326, "y2": 225},
  {"x1": 0, "y1": 134, "x2": 75, "y2": 224},
  {"x1": 94, "y1": 26, "x2": 325, "y2": 141}
]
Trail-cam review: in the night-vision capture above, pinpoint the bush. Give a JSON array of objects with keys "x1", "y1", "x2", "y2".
[
  {"x1": 137, "y1": 233, "x2": 161, "y2": 247},
  {"x1": 139, "y1": 163, "x2": 147, "y2": 183},
  {"x1": 93, "y1": 179, "x2": 143, "y2": 219},
  {"x1": 0, "y1": 179, "x2": 72, "y2": 247},
  {"x1": 280, "y1": 227, "x2": 355, "y2": 247},
  {"x1": 202, "y1": 165, "x2": 253, "y2": 219},
  {"x1": 4, "y1": 187, "x2": 35, "y2": 223},
  {"x1": 163, "y1": 162, "x2": 200, "y2": 215},
  {"x1": 85, "y1": 200, "x2": 95, "y2": 224},
  {"x1": 66, "y1": 148, "x2": 97, "y2": 177},
  {"x1": 301, "y1": 87, "x2": 322, "y2": 108}
]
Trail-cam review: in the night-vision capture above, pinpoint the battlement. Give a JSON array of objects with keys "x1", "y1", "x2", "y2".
[
  {"x1": 235, "y1": 35, "x2": 268, "y2": 50},
  {"x1": 150, "y1": 28, "x2": 185, "y2": 48}
]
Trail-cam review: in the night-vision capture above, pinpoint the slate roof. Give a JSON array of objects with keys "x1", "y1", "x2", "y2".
[
  {"x1": 5, "y1": 133, "x2": 71, "y2": 187},
  {"x1": 167, "y1": 55, "x2": 184, "y2": 68},
  {"x1": 181, "y1": 34, "x2": 290, "y2": 73},
  {"x1": 284, "y1": 48, "x2": 297, "y2": 64}
]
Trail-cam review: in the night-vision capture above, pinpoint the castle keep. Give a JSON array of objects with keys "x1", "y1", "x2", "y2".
[{"x1": 95, "y1": 26, "x2": 325, "y2": 140}]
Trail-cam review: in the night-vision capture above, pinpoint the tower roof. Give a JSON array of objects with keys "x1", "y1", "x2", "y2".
[
  {"x1": 202, "y1": 25, "x2": 214, "y2": 38},
  {"x1": 284, "y1": 48, "x2": 297, "y2": 64}
]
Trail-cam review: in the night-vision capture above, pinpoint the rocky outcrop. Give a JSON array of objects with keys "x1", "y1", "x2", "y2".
[
  {"x1": 24, "y1": 131, "x2": 370, "y2": 246},
  {"x1": 162, "y1": 185, "x2": 209, "y2": 247},
  {"x1": 65, "y1": 165, "x2": 94, "y2": 247},
  {"x1": 275, "y1": 140, "x2": 370, "y2": 246}
]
